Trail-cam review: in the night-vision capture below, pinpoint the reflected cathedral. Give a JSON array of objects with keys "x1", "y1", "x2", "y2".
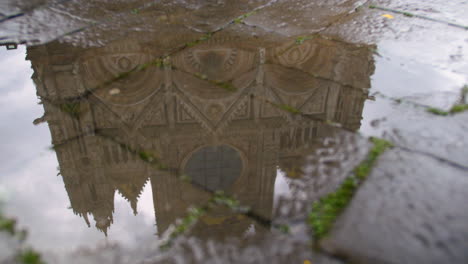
[{"x1": 26, "y1": 20, "x2": 374, "y2": 239}]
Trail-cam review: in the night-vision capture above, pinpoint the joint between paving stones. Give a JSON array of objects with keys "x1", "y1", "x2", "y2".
[{"x1": 307, "y1": 137, "x2": 393, "y2": 242}]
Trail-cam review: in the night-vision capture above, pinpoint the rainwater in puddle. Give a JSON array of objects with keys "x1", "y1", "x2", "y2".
[{"x1": 0, "y1": 1, "x2": 467, "y2": 263}]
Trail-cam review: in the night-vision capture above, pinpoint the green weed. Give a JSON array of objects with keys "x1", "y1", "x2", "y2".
[
  {"x1": 308, "y1": 137, "x2": 392, "y2": 240},
  {"x1": 450, "y1": 104, "x2": 468, "y2": 114},
  {"x1": 60, "y1": 103, "x2": 80, "y2": 118},
  {"x1": 277, "y1": 104, "x2": 301, "y2": 114},
  {"x1": 427, "y1": 107, "x2": 449, "y2": 116},
  {"x1": 18, "y1": 249, "x2": 44, "y2": 264},
  {"x1": 295, "y1": 36, "x2": 312, "y2": 45}
]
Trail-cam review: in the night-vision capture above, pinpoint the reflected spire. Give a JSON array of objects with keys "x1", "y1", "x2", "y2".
[{"x1": 83, "y1": 212, "x2": 91, "y2": 228}]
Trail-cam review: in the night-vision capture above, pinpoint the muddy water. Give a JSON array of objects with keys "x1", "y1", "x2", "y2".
[{"x1": 0, "y1": 0, "x2": 467, "y2": 263}]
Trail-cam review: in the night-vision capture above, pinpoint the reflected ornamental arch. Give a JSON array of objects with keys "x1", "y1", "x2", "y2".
[
  {"x1": 183, "y1": 144, "x2": 244, "y2": 192},
  {"x1": 79, "y1": 41, "x2": 163, "y2": 106}
]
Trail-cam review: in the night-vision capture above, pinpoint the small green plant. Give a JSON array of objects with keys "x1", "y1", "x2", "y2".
[
  {"x1": 0, "y1": 217, "x2": 16, "y2": 235},
  {"x1": 309, "y1": 177, "x2": 357, "y2": 239},
  {"x1": 427, "y1": 105, "x2": 468, "y2": 116},
  {"x1": 278, "y1": 104, "x2": 301, "y2": 114},
  {"x1": 308, "y1": 137, "x2": 392, "y2": 240},
  {"x1": 186, "y1": 33, "x2": 213, "y2": 47},
  {"x1": 354, "y1": 138, "x2": 393, "y2": 181},
  {"x1": 18, "y1": 249, "x2": 44, "y2": 264},
  {"x1": 402, "y1": 12, "x2": 414, "y2": 17},
  {"x1": 233, "y1": 10, "x2": 256, "y2": 24},
  {"x1": 60, "y1": 102, "x2": 81, "y2": 118},
  {"x1": 276, "y1": 224, "x2": 290, "y2": 234},
  {"x1": 194, "y1": 73, "x2": 237, "y2": 92},
  {"x1": 152, "y1": 59, "x2": 164, "y2": 68},
  {"x1": 427, "y1": 107, "x2": 449, "y2": 116},
  {"x1": 295, "y1": 36, "x2": 312, "y2": 45},
  {"x1": 171, "y1": 207, "x2": 206, "y2": 238},
  {"x1": 138, "y1": 151, "x2": 158, "y2": 163},
  {"x1": 214, "y1": 80, "x2": 236, "y2": 92},
  {"x1": 213, "y1": 191, "x2": 247, "y2": 211},
  {"x1": 449, "y1": 104, "x2": 468, "y2": 114},
  {"x1": 160, "y1": 192, "x2": 249, "y2": 249},
  {"x1": 116, "y1": 71, "x2": 131, "y2": 80},
  {"x1": 160, "y1": 207, "x2": 206, "y2": 249}
]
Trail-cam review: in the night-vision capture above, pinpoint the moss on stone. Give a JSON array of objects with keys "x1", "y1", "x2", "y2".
[
  {"x1": 59, "y1": 102, "x2": 81, "y2": 118},
  {"x1": 18, "y1": 249, "x2": 44, "y2": 264},
  {"x1": 160, "y1": 191, "x2": 250, "y2": 249},
  {"x1": 233, "y1": 10, "x2": 256, "y2": 24},
  {"x1": 277, "y1": 104, "x2": 301, "y2": 114},
  {"x1": 427, "y1": 107, "x2": 449, "y2": 116},
  {"x1": 295, "y1": 36, "x2": 312, "y2": 45},
  {"x1": 449, "y1": 104, "x2": 468, "y2": 114},
  {"x1": 308, "y1": 137, "x2": 393, "y2": 240},
  {"x1": 427, "y1": 105, "x2": 468, "y2": 116}
]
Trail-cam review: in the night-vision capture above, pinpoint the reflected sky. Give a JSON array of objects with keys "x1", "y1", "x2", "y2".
[{"x1": 0, "y1": 47, "x2": 155, "y2": 252}]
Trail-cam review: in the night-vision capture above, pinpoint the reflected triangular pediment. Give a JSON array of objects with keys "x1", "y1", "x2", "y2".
[{"x1": 172, "y1": 68, "x2": 256, "y2": 132}]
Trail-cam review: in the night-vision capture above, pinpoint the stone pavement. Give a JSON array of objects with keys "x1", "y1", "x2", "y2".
[
  {"x1": 0, "y1": 0, "x2": 467, "y2": 264},
  {"x1": 322, "y1": 146, "x2": 468, "y2": 264}
]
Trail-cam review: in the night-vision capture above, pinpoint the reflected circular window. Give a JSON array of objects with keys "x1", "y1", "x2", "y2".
[{"x1": 184, "y1": 145, "x2": 242, "y2": 191}]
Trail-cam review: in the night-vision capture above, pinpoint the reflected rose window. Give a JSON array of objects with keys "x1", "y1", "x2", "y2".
[{"x1": 184, "y1": 145, "x2": 242, "y2": 191}]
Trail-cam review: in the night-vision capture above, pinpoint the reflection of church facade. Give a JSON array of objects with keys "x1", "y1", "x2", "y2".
[{"x1": 27, "y1": 33, "x2": 374, "y2": 237}]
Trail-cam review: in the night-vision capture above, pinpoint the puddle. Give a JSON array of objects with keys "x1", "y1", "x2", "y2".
[{"x1": 0, "y1": 1, "x2": 467, "y2": 263}]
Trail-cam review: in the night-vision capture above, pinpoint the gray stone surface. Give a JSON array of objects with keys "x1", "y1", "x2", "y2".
[
  {"x1": 321, "y1": 148, "x2": 468, "y2": 264},
  {"x1": 365, "y1": 99, "x2": 468, "y2": 169}
]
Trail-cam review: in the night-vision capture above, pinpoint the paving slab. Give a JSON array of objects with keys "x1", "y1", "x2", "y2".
[
  {"x1": 321, "y1": 148, "x2": 468, "y2": 264},
  {"x1": 362, "y1": 98, "x2": 468, "y2": 168}
]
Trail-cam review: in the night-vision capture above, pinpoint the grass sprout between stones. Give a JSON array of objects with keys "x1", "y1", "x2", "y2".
[
  {"x1": 308, "y1": 137, "x2": 393, "y2": 240},
  {"x1": 426, "y1": 85, "x2": 468, "y2": 116},
  {"x1": 160, "y1": 191, "x2": 249, "y2": 249}
]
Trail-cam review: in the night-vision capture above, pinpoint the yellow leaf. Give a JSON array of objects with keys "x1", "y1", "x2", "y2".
[
  {"x1": 304, "y1": 260, "x2": 312, "y2": 264},
  {"x1": 381, "y1": 14, "x2": 394, "y2": 19}
]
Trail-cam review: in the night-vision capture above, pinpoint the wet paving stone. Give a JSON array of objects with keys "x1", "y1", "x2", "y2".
[
  {"x1": 364, "y1": 98, "x2": 468, "y2": 168},
  {"x1": 321, "y1": 148, "x2": 468, "y2": 264}
]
